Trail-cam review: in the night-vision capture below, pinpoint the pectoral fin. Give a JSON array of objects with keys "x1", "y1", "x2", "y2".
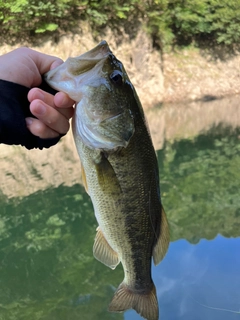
[
  {"x1": 81, "y1": 163, "x2": 88, "y2": 194},
  {"x1": 93, "y1": 227, "x2": 120, "y2": 270},
  {"x1": 153, "y1": 205, "x2": 170, "y2": 266},
  {"x1": 94, "y1": 152, "x2": 122, "y2": 194}
]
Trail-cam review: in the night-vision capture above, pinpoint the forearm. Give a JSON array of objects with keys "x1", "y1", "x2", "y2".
[{"x1": 0, "y1": 79, "x2": 61, "y2": 149}]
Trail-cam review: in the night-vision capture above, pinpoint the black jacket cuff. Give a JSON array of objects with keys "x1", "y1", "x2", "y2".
[{"x1": 0, "y1": 79, "x2": 63, "y2": 150}]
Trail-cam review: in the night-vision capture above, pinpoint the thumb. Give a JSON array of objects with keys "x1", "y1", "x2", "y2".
[{"x1": 28, "y1": 48, "x2": 64, "y2": 75}]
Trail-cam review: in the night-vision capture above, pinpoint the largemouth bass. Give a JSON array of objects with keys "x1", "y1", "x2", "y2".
[{"x1": 45, "y1": 41, "x2": 169, "y2": 320}]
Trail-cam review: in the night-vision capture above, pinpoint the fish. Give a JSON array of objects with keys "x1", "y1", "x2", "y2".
[{"x1": 44, "y1": 41, "x2": 170, "y2": 320}]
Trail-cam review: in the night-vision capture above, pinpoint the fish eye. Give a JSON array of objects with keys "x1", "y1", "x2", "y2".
[{"x1": 110, "y1": 71, "x2": 123, "y2": 86}]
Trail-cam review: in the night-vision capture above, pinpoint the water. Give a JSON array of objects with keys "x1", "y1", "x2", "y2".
[{"x1": 0, "y1": 96, "x2": 240, "y2": 320}]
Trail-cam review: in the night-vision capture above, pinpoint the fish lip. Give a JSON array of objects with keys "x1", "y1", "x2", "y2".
[
  {"x1": 70, "y1": 40, "x2": 111, "y2": 71},
  {"x1": 44, "y1": 40, "x2": 112, "y2": 83},
  {"x1": 79, "y1": 40, "x2": 111, "y2": 60},
  {"x1": 70, "y1": 41, "x2": 111, "y2": 77},
  {"x1": 43, "y1": 41, "x2": 112, "y2": 98}
]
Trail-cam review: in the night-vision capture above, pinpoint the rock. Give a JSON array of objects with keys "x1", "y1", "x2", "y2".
[{"x1": 1, "y1": 25, "x2": 240, "y2": 106}]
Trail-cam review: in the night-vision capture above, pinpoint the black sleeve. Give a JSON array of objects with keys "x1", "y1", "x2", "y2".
[{"x1": 0, "y1": 79, "x2": 63, "y2": 150}]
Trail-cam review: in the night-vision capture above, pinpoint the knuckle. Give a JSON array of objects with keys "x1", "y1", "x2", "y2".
[{"x1": 17, "y1": 47, "x2": 32, "y2": 56}]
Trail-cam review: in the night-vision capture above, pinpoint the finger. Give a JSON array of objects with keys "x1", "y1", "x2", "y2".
[
  {"x1": 28, "y1": 88, "x2": 75, "y2": 112},
  {"x1": 28, "y1": 88, "x2": 55, "y2": 107},
  {"x1": 55, "y1": 107, "x2": 74, "y2": 120},
  {"x1": 51, "y1": 60, "x2": 64, "y2": 70},
  {"x1": 26, "y1": 117, "x2": 59, "y2": 139},
  {"x1": 28, "y1": 88, "x2": 74, "y2": 119},
  {"x1": 29, "y1": 100, "x2": 70, "y2": 134},
  {"x1": 28, "y1": 49, "x2": 63, "y2": 75},
  {"x1": 54, "y1": 91, "x2": 76, "y2": 109}
]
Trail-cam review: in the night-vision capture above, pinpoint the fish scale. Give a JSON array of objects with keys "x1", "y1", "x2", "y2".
[{"x1": 45, "y1": 40, "x2": 170, "y2": 320}]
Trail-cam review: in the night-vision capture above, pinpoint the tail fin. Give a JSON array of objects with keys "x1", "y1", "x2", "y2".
[{"x1": 108, "y1": 282, "x2": 159, "y2": 320}]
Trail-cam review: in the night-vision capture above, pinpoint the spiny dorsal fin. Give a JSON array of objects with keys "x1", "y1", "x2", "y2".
[
  {"x1": 93, "y1": 227, "x2": 120, "y2": 270},
  {"x1": 109, "y1": 282, "x2": 159, "y2": 320},
  {"x1": 153, "y1": 205, "x2": 170, "y2": 266}
]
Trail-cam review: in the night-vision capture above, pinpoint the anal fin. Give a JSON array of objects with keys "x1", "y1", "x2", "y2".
[
  {"x1": 153, "y1": 205, "x2": 170, "y2": 266},
  {"x1": 93, "y1": 227, "x2": 120, "y2": 270}
]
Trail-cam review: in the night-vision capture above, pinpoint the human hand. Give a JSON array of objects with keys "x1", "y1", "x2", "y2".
[
  {"x1": 27, "y1": 88, "x2": 74, "y2": 139},
  {"x1": 0, "y1": 47, "x2": 75, "y2": 139}
]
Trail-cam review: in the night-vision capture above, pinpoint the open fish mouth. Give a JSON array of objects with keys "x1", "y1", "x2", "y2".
[{"x1": 44, "y1": 41, "x2": 112, "y2": 97}]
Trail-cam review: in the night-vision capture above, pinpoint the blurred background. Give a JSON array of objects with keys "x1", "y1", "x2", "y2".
[{"x1": 0, "y1": 1, "x2": 240, "y2": 319}]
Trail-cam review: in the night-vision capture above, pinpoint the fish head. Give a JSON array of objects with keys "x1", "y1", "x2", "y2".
[
  {"x1": 45, "y1": 41, "x2": 111, "y2": 101},
  {"x1": 45, "y1": 41, "x2": 137, "y2": 151}
]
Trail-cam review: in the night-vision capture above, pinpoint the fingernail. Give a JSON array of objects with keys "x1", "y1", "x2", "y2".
[
  {"x1": 34, "y1": 103, "x2": 46, "y2": 115},
  {"x1": 37, "y1": 92, "x2": 45, "y2": 101},
  {"x1": 55, "y1": 92, "x2": 67, "y2": 107},
  {"x1": 25, "y1": 118, "x2": 33, "y2": 127}
]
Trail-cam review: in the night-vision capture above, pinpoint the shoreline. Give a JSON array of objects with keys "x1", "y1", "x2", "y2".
[
  {"x1": 1, "y1": 93, "x2": 239, "y2": 199},
  {"x1": 0, "y1": 29, "x2": 240, "y2": 107},
  {"x1": 162, "y1": 47, "x2": 240, "y2": 104}
]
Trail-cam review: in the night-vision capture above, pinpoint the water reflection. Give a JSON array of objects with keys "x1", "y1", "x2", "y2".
[
  {"x1": 127, "y1": 237, "x2": 240, "y2": 320},
  {"x1": 158, "y1": 125, "x2": 240, "y2": 242},
  {"x1": 0, "y1": 184, "x2": 124, "y2": 320},
  {"x1": 0, "y1": 96, "x2": 240, "y2": 319},
  {"x1": 1, "y1": 94, "x2": 240, "y2": 198}
]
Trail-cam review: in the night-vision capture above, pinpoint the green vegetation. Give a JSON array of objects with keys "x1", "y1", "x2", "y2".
[
  {"x1": 159, "y1": 125, "x2": 240, "y2": 243},
  {"x1": 0, "y1": 184, "x2": 124, "y2": 320},
  {"x1": 0, "y1": 0, "x2": 240, "y2": 49}
]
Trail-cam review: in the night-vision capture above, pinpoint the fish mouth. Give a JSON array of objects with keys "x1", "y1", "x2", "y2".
[
  {"x1": 44, "y1": 41, "x2": 112, "y2": 97},
  {"x1": 78, "y1": 40, "x2": 110, "y2": 61},
  {"x1": 66, "y1": 41, "x2": 112, "y2": 75}
]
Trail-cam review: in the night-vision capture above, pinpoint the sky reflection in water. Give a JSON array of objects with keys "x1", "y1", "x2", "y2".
[{"x1": 126, "y1": 236, "x2": 240, "y2": 320}]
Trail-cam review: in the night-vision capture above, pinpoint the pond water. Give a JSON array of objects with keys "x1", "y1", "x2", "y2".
[{"x1": 0, "y1": 96, "x2": 240, "y2": 320}]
